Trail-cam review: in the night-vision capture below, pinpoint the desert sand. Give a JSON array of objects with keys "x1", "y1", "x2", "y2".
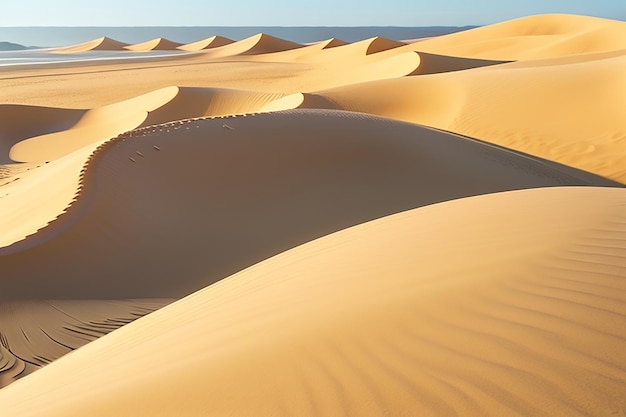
[{"x1": 0, "y1": 12, "x2": 625, "y2": 416}]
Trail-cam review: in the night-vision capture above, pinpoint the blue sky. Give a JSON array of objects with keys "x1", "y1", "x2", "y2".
[{"x1": 1, "y1": 0, "x2": 625, "y2": 26}]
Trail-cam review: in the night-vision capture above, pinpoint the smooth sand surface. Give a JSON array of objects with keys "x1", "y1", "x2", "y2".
[
  {"x1": 312, "y1": 49, "x2": 626, "y2": 182},
  {"x1": 414, "y1": 14, "x2": 626, "y2": 60},
  {"x1": 0, "y1": 109, "x2": 617, "y2": 297},
  {"x1": 0, "y1": 186, "x2": 624, "y2": 416},
  {"x1": 0, "y1": 13, "x2": 624, "y2": 413}
]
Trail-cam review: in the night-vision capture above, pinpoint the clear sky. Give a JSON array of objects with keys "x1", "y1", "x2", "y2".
[{"x1": 1, "y1": 0, "x2": 624, "y2": 26}]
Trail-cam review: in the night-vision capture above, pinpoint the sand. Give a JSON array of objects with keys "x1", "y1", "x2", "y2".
[
  {"x1": 0, "y1": 186, "x2": 625, "y2": 416},
  {"x1": 0, "y1": 12, "x2": 625, "y2": 416}
]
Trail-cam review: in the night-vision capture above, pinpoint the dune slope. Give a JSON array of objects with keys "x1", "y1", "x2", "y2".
[
  {"x1": 0, "y1": 186, "x2": 624, "y2": 416},
  {"x1": 0, "y1": 110, "x2": 618, "y2": 299},
  {"x1": 313, "y1": 49, "x2": 626, "y2": 182},
  {"x1": 414, "y1": 14, "x2": 626, "y2": 60}
]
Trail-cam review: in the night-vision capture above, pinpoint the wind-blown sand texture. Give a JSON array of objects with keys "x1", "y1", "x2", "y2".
[
  {"x1": 1, "y1": 186, "x2": 626, "y2": 416},
  {"x1": 0, "y1": 13, "x2": 625, "y2": 416}
]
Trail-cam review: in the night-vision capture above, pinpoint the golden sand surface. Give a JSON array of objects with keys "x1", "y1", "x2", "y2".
[{"x1": 0, "y1": 13, "x2": 624, "y2": 416}]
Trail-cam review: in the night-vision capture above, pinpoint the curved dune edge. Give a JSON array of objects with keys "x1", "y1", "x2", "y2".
[
  {"x1": 318, "y1": 37, "x2": 348, "y2": 49},
  {"x1": 315, "y1": 36, "x2": 406, "y2": 56},
  {"x1": 178, "y1": 36, "x2": 234, "y2": 51},
  {"x1": 414, "y1": 14, "x2": 626, "y2": 60},
  {"x1": 1, "y1": 186, "x2": 624, "y2": 416},
  {"x1": 125, "y1": 38, "x2": 184, "y2": 52},
  {"x1": 408, "y1": 51, "x2": 508, "y2": 75},
  {"x1": 0, "y1": 110, "x2": 618, "y2": 298},
  {"x1": 1, "y1": 87, "x2": 295, "y2": 248},
  {"x1": 0, "y1": 105, "x2": 85, "y2": 164},
  {"x1": 311, "y1": 49, "x2": 626, "y2": 183},
  {"x1": 0, "y1": 299, "x2": 172, "y2": 388},
  {"x1": 9, "y1": 86, "x2": 294, "y2": 163}
]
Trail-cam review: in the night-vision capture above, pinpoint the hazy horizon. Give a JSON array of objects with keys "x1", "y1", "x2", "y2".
[{"x1": 1, "y1": 0, "x2": 624, "y2": 27}]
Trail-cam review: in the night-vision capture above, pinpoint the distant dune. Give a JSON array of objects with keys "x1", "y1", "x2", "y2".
[
  {"x1": 415, "y1": 14, "x2": 626, "y2": 60},
  {"x1": 0, "y1": 41, "x2": 28, "y2": 51},
  {"x1": 125, "y1": 38, "x2": 183, "y2": 51},
  {"x1": 310, "y1": 48, "x2": 626, "y2": 182},
  {"x1": 52, "y1": 37, "x2": 130, "y2": 53},
  {"x1": 177, "y1": 35, "x2": 234, "y2": 51},
  {"x1": 201, "y1": 33, "x2": 303, "y2": 57},
  {"x1": 0, "y1": 13, "x2": 625, "y2": 414}
]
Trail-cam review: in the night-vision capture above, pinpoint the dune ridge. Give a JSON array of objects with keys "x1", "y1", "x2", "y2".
[
  {"x1": 197, "y1": 33, "x2": 304, "y2": 58},
  {"x1": 0, "y1": 186, "x2": 624, "y2": 416},
  {"x1": 125, "y1": 38, "x2": 184, "y2": 52},
  {"x1": 8, "y1": 86, "x2": 294, "y2": 163}
]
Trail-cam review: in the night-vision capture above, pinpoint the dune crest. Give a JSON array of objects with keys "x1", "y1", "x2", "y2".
[
  {"x1": 318, "y1": 37, "x2": 348, "y2": 49},
  {"x1": 125, "y1": 38, "x2": 183, "y2": 51},
  {"x1": 8, "y1": 86, "x2": 294, "y2": 164},
  {"x1": 0, "y1": 186, "x2": 624, "y2": 416},
  {"x1": 200, "y1": 33, "x2": 304, "y2": 58},
  {"x1": 178, "y1": 36, "x2": 234, "y2": 51}
]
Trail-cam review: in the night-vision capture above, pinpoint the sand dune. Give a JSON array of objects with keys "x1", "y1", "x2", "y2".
[
  {"x1": 0, "y1": 105, "x2": 84, "y2": 164},
  {"x1": 266, "y1": 36, "x2": 406, "y2": 63},
  {"x1": 125, "y1": 38, "x2": 183, "y2": 52},
  {"x1": 52, "y1": 37, "x2": 130, "y2": 54},
  {"x1": 313, "y1": 49, "x2": 626, "y2": 182},
  {"x1": 178, "y1": 35, "x2": 234, "y2": 51},
  {"x1": 408, "y1": 51, "x2": 507, "y2": 75},
  {"x1": 330, "y1": 36, "x2": 407, "y2": 55},
  {"x1": 1, "y1": 13, "x2": 625, "y2": 412},
  {"x1": 200, "y1": 33, "x2": 303, "y2": 58},
  {"x1": 0, "y1": 87, "x2": 295, "y2": 247},
  {"x1": 8, "y1": 86, "x2": 291, "y2": 163},
  {"x1": 0, "y1": 110, "x2": 617, "y2": 298},
  {"x1": 0, "y1": 299, "x2": 170, "y2": 388},
  {"x1": 414, "y1": 14, "x2": 626, "y2": 60},
  {"x1": 0, "y1": 186, "x2": 624, "y2": 416},
  {"x1": 317, "y1": 37, "x2": 348, "y2": 49}
]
